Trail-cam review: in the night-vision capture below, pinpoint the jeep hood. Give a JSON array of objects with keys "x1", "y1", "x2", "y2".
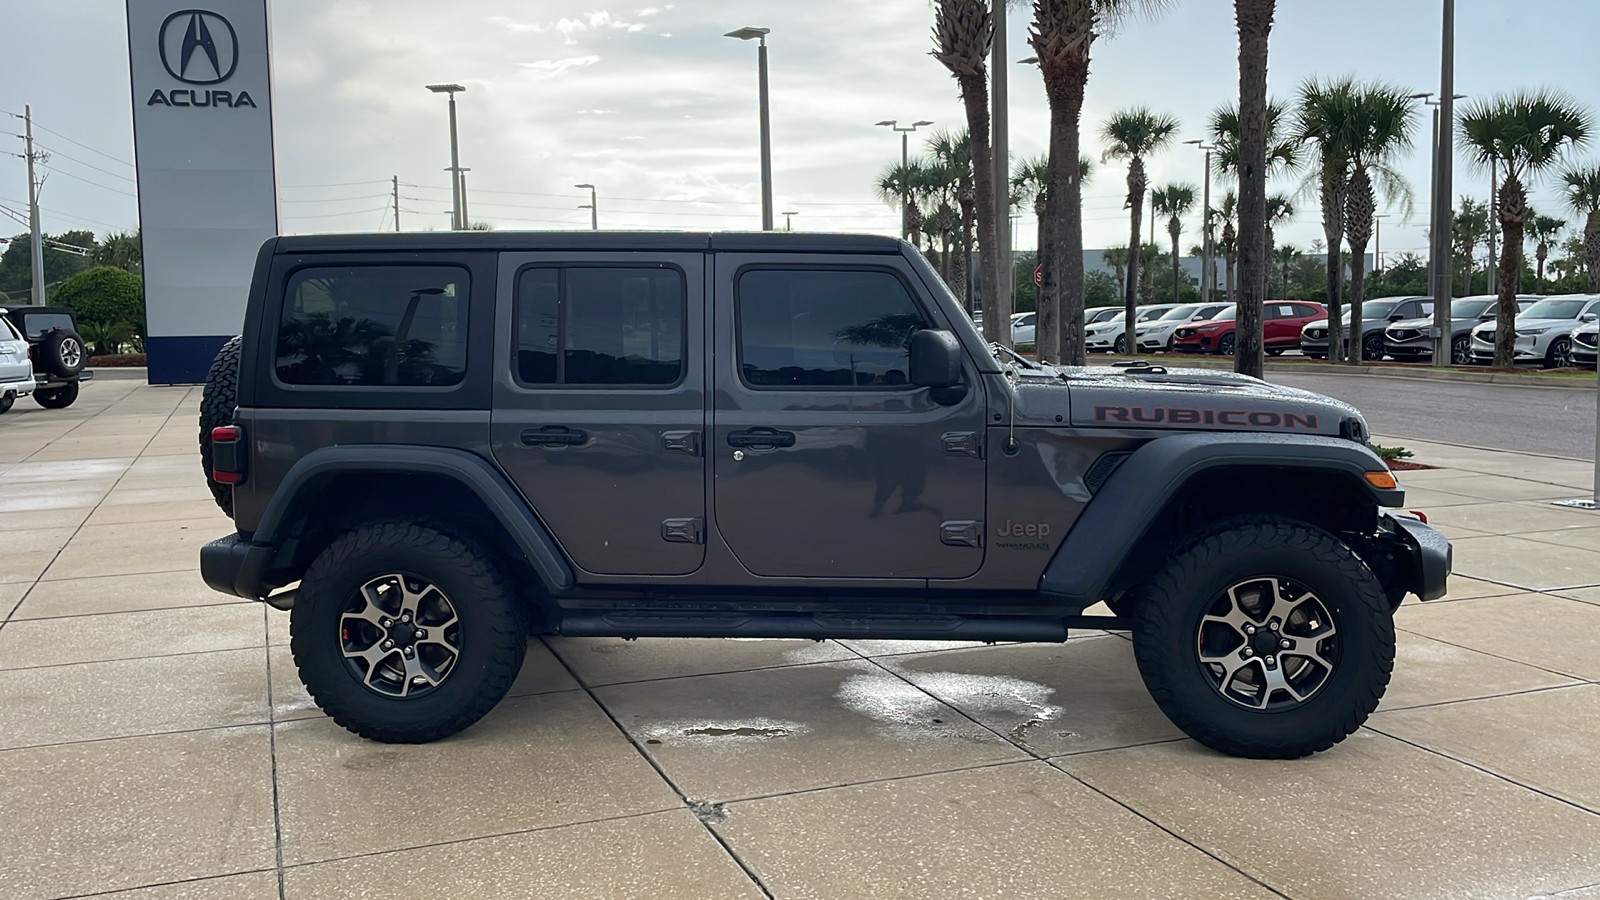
[{"x1": 1010, "y1": 365, "x2": 1362, "y2": 438}]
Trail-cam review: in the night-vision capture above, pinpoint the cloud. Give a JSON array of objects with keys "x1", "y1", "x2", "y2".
[
  {"x1": 518, "y1": 56, "x2": 602, "y2": 79},
  {"x1": 490, "y1": 11, "x2": 649, "y2": 44}
]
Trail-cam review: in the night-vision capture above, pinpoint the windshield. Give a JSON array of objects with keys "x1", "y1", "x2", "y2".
[
  {"x1": 1521, "y1": 298, "x2": 1593, "y2": 320},
  {"x1": 1137, "y1": 307, "x2": 1173, "y2": 322},
  {"x1": 1087, "y1": 307, "x2": 1119, "y2": 324},
  {"x1": 1212, "y1": 306, "x2": 1237, "y2": 321},
  {"x1": 1159, "y1": 304, "x2": 1201, "y2": 321},
  {"x1": 1451, "y1": 298, "x2": 1497, "y2": 318}
]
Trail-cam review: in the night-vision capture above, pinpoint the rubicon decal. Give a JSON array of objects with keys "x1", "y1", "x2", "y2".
[{"x1": 1093, "y1": 406, "x2": 1318, "y2": 429}]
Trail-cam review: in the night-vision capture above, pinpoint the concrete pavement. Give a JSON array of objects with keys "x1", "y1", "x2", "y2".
[{"x1": 4, "y1": 381, "x2": 1600, "y2": 899}]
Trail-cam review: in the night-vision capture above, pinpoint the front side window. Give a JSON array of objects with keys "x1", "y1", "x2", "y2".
[
  {"x1": 514, "y1": 266, "x2": 685, "y2": 387},
  {"x1": 738, "y1": 269, "x2": 929, "y2": 389},
  {"x1": 276, "y1": 266, "x2": 468, "y2": 386}
]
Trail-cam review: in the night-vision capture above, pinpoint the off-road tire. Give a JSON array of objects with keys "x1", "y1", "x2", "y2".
[
  {"x1": 42, "y1": 329, "x2": 86, "y2": 378},
  {"x1": 1128, "y1": 516, "x2": 1394, "y2": 759},
  {"x1": 199, "y1": 336, "x2": 242, "y2": 516},
  {"x1": 33, "y1": 382, "x2": 79, "y2": 409},
  {"x1": 290, "y1": 519, "x2": 527, "y2": 743}
]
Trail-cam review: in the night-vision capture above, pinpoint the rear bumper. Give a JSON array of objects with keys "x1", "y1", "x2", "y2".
[{"x1": 200, "y1": 532, "x2": 276, "y2": 599}]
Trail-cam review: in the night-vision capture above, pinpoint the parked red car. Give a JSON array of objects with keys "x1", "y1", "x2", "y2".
[{"x1": 1171, "y1": 301, "x2": 1327, "y2": 356}]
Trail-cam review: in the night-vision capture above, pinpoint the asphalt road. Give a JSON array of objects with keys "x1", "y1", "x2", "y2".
[{"x1": 1272, "y1": 372, "x2": 1599, "y2": 460}]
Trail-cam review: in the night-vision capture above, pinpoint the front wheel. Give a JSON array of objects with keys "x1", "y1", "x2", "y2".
[
  {"x1": 290, "y1": 520, "x2": 527, "y2": 743},
  {"x1": 1129, "y1": 517, "x2": 1394, "y2": 758},
  {"x1": 1113, "y1": 335, "x2": 1128, "y2": 354},
  {"x1": 1546, "y1": 337, "x2": 1573, "y2": 370},
  {"x1": 1265, "y1": 348, "x2": 1286, "y2": 357},
  {"x1": 33, "y1": 382, "x2": 79, "y2": 409},
  {"x1": 1217, "y1": 333, "x2": 1236, "y2": 357},
  {"x1": 1362, "y1": 333, "x2": 1386, "y2": 361},
  {"x1": 1450, "y1": 335, "x2": 1472, "y2": 366}
]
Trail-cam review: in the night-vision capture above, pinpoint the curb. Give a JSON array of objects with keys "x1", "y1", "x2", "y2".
[{"x1": 1145, "y1": 358, "x2": 1599, "y2": 388}]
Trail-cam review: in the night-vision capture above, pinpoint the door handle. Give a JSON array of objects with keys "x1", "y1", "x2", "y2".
[
  {"x1": 521, "y1": 426, "x2": 588, "y2": 447},
  {"x1": 726, "y1": 427, "x2": 796, "y2": 449}
]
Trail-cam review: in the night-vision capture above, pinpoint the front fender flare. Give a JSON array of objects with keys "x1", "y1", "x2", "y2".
[{"x1": 1038, "y1": 431, "x2": 1400, "y2": 609}]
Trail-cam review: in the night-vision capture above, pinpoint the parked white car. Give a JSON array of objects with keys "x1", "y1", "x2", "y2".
[
  {"x1": 1135, "y1": 302, "x2": 1230, "y2": 352},
  {"x1": 1085, "y1": 306, "x2": 1122, "y2": 326},
  {"x1": 1470, "y1": 294, "x2": 1600, "y2": 367},
  {"x1": 1571, "y1": 319, "x2": 1598, "y2": 368},
  {"x1": 1085, "y1": 304, "x2": 1181, "y2": 353},
  {"x1": 1012, "y1": 312, "x2": 1036, "y2": 345},
  {"x1": 0, "y1": 313, "x2": 37, "y2": 414}
]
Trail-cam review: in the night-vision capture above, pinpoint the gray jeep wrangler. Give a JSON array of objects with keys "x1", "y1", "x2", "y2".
[{"x1": 198, "y1": 232, "x2": 1450, "y2": 759}]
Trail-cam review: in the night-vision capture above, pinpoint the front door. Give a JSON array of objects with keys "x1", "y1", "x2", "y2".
[
  {"x1": 710, "y1": 255, "x2": 987, "y2": 580},
  {"x1": 490, "y1": 253, "x2": 706, "y2": 576}
]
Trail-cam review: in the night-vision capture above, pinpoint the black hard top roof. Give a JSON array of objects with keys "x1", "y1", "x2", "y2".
[{"x1": 272, "y1": 231, "x2": 907, "y2": 255}]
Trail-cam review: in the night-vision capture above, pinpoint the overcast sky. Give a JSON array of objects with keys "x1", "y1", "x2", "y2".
[{"x1": 3, "y1": 0, "x2": 1597, "y2": 261}]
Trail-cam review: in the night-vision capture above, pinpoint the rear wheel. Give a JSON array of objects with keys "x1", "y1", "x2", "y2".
[
  {"x1": 199, "y1": 337, "x2": 243, "y2": 516},
  {"x1": 1129, "y1": 517, "x2": 1394, "y2": 758},
  {"x1": 33, "y1": 382, "x2": 78, "y2": 409},
  {"x1": 290, "y1": 520, "x2": 527, "y2": 743},
  {"x1": 0, "y1": 392, "x2": 13, "y2": 414}
]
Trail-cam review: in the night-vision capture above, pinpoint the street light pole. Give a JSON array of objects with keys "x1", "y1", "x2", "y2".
[
  {"x1": 1374, "y1": 213, "x2": 1390, "y2": 273},
  {"x1": 875, "y1": 119, "x2": 933, "y2": 240},
  {"x1": 1430, "y1": 0, "x2": 1456, "y2": 367},
  {"x1": 426, "y1": 84, "x2": 467, "y2": 230},
  {"x1": 782, "y1": 210, "x2": 798, "y2": 231},
  {"x1": 725, "y1": 27, "x2": 774, "y2": 230},
  {"x1": 1185, "y1": 139, "x2": 1218, "y2": 304},
  {"x1": 992, "y1": 0, "x2": 1012, "y2": 323},
  {"x1": 575, "y1": 183, "x2": 597, "y2": 230}
]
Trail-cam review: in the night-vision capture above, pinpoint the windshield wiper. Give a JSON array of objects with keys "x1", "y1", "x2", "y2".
[{"x1": 991, "y1": 342, "x2": 1041, "y2": 370}]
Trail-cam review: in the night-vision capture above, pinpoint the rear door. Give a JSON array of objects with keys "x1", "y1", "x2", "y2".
[
  {"x1": 490, "y1": 253, "x2": 706, "y2": 576},
  {"x1": 709, "y1": 254, "x2": 987, "y2": 579}
]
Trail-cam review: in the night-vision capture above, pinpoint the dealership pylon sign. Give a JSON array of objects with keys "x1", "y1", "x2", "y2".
[{"x1": 127, "y1": 2, "x2": 278, "y2": 384}]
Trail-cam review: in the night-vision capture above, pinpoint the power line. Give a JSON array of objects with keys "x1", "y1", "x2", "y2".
[
  {"x1": 39, "y1": 165, "x2": 139, "y2": 198},
  {"x1": 33, "y1": 144, "x2": 138, "y2": 183},
  {"x1": 280, "y1": 179, "x2": 393, "y2": 189},
  {"x1": 279, "y1": 193, "x2": 392, "y2": 204},
  {"x1": 280, "y1": 206, "x2": 392, "y2": 220},
  {"x1": 20, "y1": 120, "x2": 135, "y2": 168}
]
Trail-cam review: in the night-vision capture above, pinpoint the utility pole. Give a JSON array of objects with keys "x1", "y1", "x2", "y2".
[
  {"x1": 24, "y1": 105, "x2": 45, "y2": 306},
  {"x1": 392, "y1": 176, "x2": 400, "y2": 231},
  {"x1": 459, "y1": 170, "x2": 470, "y2": 228},
  {"x1": 992, "y1": 0, "x2": 1012, "y2": 322},
  {"x1": 1430, "y1": 0, "x2": 1456, "y2": 367}
]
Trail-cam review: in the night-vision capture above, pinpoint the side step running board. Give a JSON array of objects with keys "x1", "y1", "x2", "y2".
[{"x1": 557, "y1": 612, "x2": 1128, "y2": 642}]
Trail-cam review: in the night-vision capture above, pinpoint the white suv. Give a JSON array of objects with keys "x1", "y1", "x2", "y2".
[
  {"x1": 1470, "y1": 294, "x2": 1600, "y2": 367},
  {"x1": 1135, "y1": 302, "x2": 1229, "y2": 352},
  {"x1": 1085, "y1": 304, "x2": 1181, "y2": 353},
  {"x1": 0, "y1": 314, "x2": 37, "y2": 414}
]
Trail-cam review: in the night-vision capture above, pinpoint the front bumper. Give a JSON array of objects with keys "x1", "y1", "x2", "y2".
[
  {"x1": 1471, "y1": 333, "x2": 1540, "y2": 361},
  {"x1": 1384, "y1": 331, "x2": 1434, "y2": 358},
  {"x1": 1383, "y1": 511, "x2": 1452, "y2": 602}
]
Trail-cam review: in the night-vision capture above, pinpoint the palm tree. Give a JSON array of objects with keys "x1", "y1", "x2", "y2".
[
  {"x1": 1212, "y1": 100, "x2": 1300, "y2": 306},
  {"x1": 1265, "y1": 194, "x2": 1295, "y2": 297},
  {"x1": 92, "y1": 230, "x2": 142, "y2": 275},
  {"x1": 1102, "y1": 107, "x2": 1180, "y2": 353},
  {"x1": 1101, "y1": 245, "x2": 1129, "y2": 300},
  {"x1": 1152, "y1": 184, "x2": 1198, "y2": 305},
  {"x1": 928, "y1": 130, "x2": 977, "y2": 310},
  {"x1": 1560, "y1": 163, "x2": 1600, "y2": 291},
  {"x1": 932, "y1": 1, "x2": 1002, "y2": 344},
  {"x1": 876, "y1": 159, "x2": 931, "y2": 248},
  {"x1": 1275, "y1": 244, "x2": 1301, "y2": 299},
  {"x1": 1029, "y1": 1, "x2": 1165, "y2": 365},
  {"x1": 1451, "y1": 197, "x2": 1491, "y2": 293},
  {"x1": 1340, "y1": 84, "x2": 1418, "y2": 364},
  {"x1": 1138, "y1": 242, "x2": 1161, "y2": 304},
  {"x1": 1460, "y1": 91, "x2": 1592, "y2": 367},
  {"x1": 1214, "y1": 192, "x2": 1239, "y2": 303},
  {"x1": 1012, "y1": 153, "x2": 1092, "y2": 362},
  {"x1": 1525, "y1": 212, "x2": 1567, "y2": 292},
  {"x1": 1296, "y1": 76, "x2": 1359, "y2": 363},
  {"x1": 1232, "y1": 0, "x2": 1277, "y2": 377}
]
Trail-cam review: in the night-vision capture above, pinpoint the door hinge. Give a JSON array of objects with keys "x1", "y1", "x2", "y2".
[
  {"x1": 940, "y1": 520, "x2": 983, "y2": 548},
  {"x1": 661, "y1": 517, "x2": 705, "y2": 544},
  {"x1": 661, "y1": 430, "x2": 702, "y2": 456},
  {"x1": 941, "y1": 431, "x2": 982, "y2": 458}
]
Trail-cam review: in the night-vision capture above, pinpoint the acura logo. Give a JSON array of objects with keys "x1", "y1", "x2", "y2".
[{"x1": 159, "y1": 9, "x2": 239, "y2": 85}]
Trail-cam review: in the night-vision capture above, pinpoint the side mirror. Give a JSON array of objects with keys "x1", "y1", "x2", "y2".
[
  {"x1": 1582, "y1": 313, "x2": 1598, "y2": 322},
  {"x1": 909, "y1": 329, "x2": 962, "y2": 388},
  {"x1": 1388, "y1": 313, "x2": 1405, "y2": 321}
]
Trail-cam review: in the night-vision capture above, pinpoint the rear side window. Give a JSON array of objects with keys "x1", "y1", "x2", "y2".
[
  {"x1": 276, "y1": 266, "x2": 469, "y2": 387},
  {"x1": 737, "y1": 268, "x2": 928, "y2": 388},
  {"x1": 514, "y1": 266, "x2": 685, "y2": 387},
  {"x1": 20, "y1": 313, "x2": 73, "y2": 338}
]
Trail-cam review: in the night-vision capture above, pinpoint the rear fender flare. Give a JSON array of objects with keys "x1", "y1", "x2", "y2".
[{"x1": 253, "y1": 445, "x2": 575, "y2": 595}]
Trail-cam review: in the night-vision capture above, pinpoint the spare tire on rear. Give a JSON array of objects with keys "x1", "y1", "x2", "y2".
[
  {"x1": 43, "y1": 329, "x2": 86, "y2": 378},
  {"x1": 200, "y1": 336, "x2": 243, "y2": 517}
]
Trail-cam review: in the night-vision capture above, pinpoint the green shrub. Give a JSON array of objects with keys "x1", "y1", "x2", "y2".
[
  {"x1": 50, "y1": 266, "x2": 146, "y2": 336},
  {"x1": 1371, "y1": 443, "x2": 1414, "y2": 462}
]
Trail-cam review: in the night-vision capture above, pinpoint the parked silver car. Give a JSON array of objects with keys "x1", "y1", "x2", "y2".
[
  {"x1": 1384, "y1": 295, "x2": 1540, "y2": 365},
  {"x1": 1300, "y1": 296, "x2": 1433, "y2": 361},
  {"x1": 1470, "y1": 294, "x2": 1600, "y2": 367},
  {"x1": 1570, "y1": 319, "x2": 1597, "y2": 368}
]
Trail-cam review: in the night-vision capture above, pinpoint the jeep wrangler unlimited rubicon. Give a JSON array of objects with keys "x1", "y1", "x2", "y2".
[{"x1": 198, "y1": 232, "x2": 1449, "y2": 759}]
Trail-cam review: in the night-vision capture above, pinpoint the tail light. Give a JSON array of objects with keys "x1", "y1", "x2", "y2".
[{"x1": 210, "y1": 425, "x2": 246, "y2": 485}]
